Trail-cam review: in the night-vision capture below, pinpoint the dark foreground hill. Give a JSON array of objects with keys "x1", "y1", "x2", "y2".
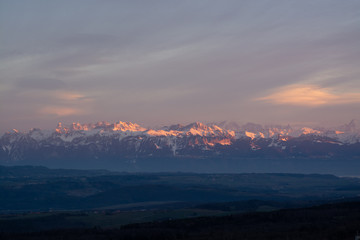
[
  {"x1": 2, "y1": 201, "x2": 360, "y2": 240},
  {"x1": 2, "y1": 166, "x2": 360, "y2": 239}
]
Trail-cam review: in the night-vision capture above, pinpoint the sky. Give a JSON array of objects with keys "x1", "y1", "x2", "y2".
[{"x1": 1, "y1": 0, "x2": 360, "y2": 132}]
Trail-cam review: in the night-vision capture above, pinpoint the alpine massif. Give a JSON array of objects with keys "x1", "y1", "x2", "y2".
[{"x1": 1, "y1": 120, "x2": 359, "y2": 172}]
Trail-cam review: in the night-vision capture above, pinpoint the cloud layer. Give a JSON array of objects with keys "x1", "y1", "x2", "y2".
[{"x1": 1, "y1": 0, "x2": 360, "y2": 131}]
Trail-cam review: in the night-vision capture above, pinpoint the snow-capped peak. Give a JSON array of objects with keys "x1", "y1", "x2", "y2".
[
  {"x1": 112, "y1": 121, "x2": 146, "y2": 132},
  {"x1": 2, "y1": 120, "x2": 360, "y2": 145}
]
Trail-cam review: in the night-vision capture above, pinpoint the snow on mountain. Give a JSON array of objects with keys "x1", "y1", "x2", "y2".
[
  {"x1": 1, "y1": 120, "x2": 359, "y2": 162},
  {"x1": 3, "y1": 120, "x2": 360, "y2": 143}
]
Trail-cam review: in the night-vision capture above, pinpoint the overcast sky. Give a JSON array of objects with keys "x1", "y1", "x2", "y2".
[{"x1": 1, "y1": 0, "x2": 360, "y2": 132}]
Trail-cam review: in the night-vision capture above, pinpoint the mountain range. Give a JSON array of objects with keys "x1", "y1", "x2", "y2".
[{"x1": 1, "y1": 120, "x2": 360, "y2": 171}]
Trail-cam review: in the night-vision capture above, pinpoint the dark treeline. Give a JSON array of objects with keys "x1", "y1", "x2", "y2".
[{"x1": 2, "y1": 201, "x2": 360, "y2": 240}]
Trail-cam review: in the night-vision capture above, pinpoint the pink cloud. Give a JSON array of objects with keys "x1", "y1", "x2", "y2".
[{"x1": 257, "y1": 84, "x2": 360, "y2": 106}]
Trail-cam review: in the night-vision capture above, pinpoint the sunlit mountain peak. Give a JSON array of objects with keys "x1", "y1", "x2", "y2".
[
  {"x1": 301, "y1": 127, "x2": 321, "y2": 135},
  {"x1": 12, "y1": 129, "x2": 19, "y2": 133},
  {"x1": 184, "y1": 122, "x2": 208, "y2": 130},
  {"x1": 112, "y1": 121, "x2": 146, "y2": 132}
]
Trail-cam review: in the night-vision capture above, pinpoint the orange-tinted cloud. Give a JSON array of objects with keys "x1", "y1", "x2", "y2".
[
  {"x1": 39, "y1": 106, "x2": 84, "y2": 116},
  {"x1": 257, "y1": 84, "x2": 360, "y2": 106},
  {"x1": 53, "y1": 91, "x2": 89, "y2": 101}
]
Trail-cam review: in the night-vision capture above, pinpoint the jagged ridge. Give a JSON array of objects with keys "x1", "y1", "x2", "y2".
[{"x1": 1, "y1": 120, "x2": 360, "y2": 162}]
